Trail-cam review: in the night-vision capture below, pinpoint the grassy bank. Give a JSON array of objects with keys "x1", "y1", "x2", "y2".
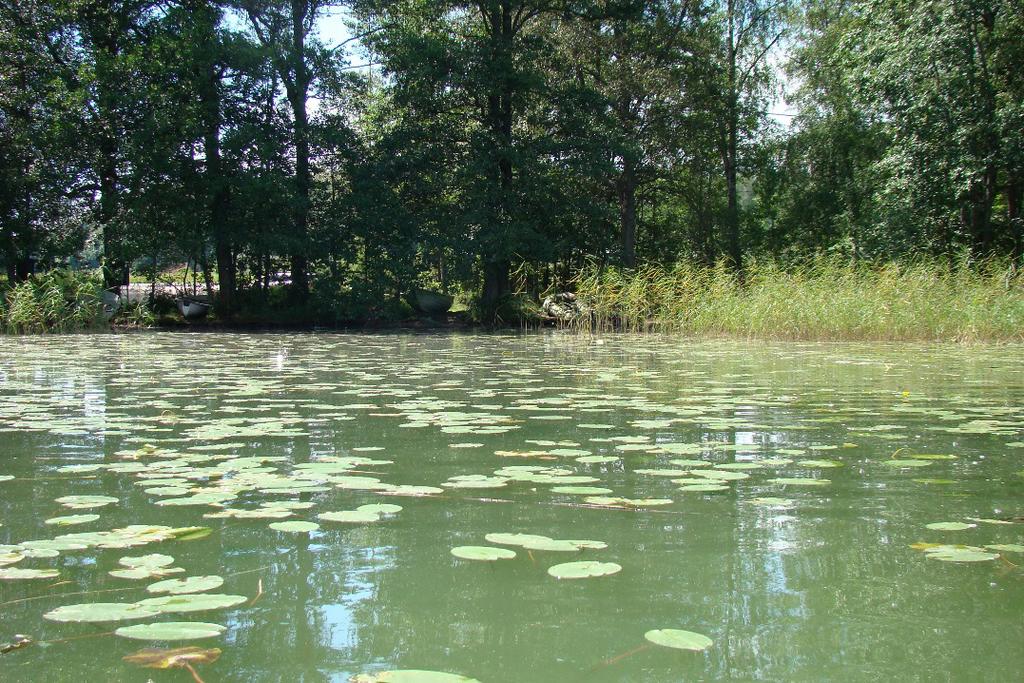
[{"x1": 570, "y1": 258, "x2": 1024, "y2": 342}]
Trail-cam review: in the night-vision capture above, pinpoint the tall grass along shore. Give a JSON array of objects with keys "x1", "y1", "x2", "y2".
[{"x1": 570, "y1": 258, "x2": 1024, "y2": 342}]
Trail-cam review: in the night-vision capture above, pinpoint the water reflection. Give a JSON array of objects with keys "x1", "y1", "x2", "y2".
[{"x1": 0, "y1": 333, "x2": 1021, "y2": 682}]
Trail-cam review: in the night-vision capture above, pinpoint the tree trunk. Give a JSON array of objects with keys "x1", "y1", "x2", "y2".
[
  {"x1": 287, "y1": 0, "x2": 311, "y2": 302},
  {"x1": 964, "y1": 165, "x2": 997, "y2": 257},
  {"x1": 724, "y1": 102, "x2": 741, "y2": 270},
  {"x1": 194, "y1": 0, "x2": 234, "y2": 312},
  {"x1": 99, "y1": 142, "x2": 127, "y2": 292},
  {"x1": 483, "y1": 260, "x2": 511, "y2": 308},
  {"x1": 1008, "y1": 176, "x2": 1022, "y2": 260},
  {"x1": 480, "y1": 1, "x2": 516, "y2": 315},
  {"x1": 618, "y1": 165, "x2": 638, "y2": 268},
  {"x1": 93, "y1": 24, "x2": 127, "y2": 293},
  {"x1": 723, "y1": 0, "x2": 742, "y2": 272}
]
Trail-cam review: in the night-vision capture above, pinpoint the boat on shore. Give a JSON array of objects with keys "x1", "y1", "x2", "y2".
[
  {"x1": 406, "y1": 289, "x2": 454, "y2": 315},
  {"x1": 176, "y1": 297, "x2": 212, "y2": 320}
]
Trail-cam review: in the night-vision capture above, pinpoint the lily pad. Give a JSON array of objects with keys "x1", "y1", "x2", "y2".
[
  {"x1": 0, "y1": 568, "x2": 59, "y2": 580},
  {"x1": 484, "y1": 533, "x2": 552, "y2": 547},
  {"x1": 925, "y1": 522, "x2": 976, "y2": 531},
  {"x1": 356, "y1": 503, "x2": 403, "y2": 515},
  {"x1": 351, "y1": 671, "x2": 481, "y2": 683},
  {"x1": 922, "y1": 545, "x2": 998, "y2": 563},
  {"x1": 318, "y1": 511, "x2": 380, "y2": 524},
  {"x1": 450, "y1": 546, "x2": 516, "y2": 561},
  {"x1": 123, "y1": 646, "x2": 221, "y2": 669},
  {"x1": 115, "y1": 621, "x2": 226, "y2": 641},
  {"x1": 45, "y1": 514, "x2": 100, "y2": 526},
  {"x1": 644, "y1": 628, "x2": 713, "y2": 651},
  {"x1": 147, "y1": 575, "x2": 224, "y2": 595},
  {"x1": 55, "y1": 495, "x2": 119, "y2": 509},
  {"x1": 136, "y1": 593, "x2": 247, "y2": 613},
  {"x1": 548, "y1": 561, "x2": 621, "y2": 579},
  {"x1": 44, "y1": 602, "x2": 161, "y2": 623},
  {"x1": 551, "y1": 486, "x2": 614, "y2": 495},
  {"x1": 268, "y1": 521, "x2": 320, "y2": 533}
]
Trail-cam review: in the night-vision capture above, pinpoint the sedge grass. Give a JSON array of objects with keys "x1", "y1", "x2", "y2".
[{"x1": 570, "y1": 257, "x2": 1024, "y2": 342}]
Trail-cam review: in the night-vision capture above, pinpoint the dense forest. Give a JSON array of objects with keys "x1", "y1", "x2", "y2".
[{"x1": 1, "y1": 0, "x2": 1022, "y2": 322}]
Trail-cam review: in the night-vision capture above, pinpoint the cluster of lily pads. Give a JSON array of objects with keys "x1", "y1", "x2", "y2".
[
  {"x1": 33, "y1": 550, "x2": 240, "y2": 642},
  {"x1": 451, "y1": 532, "x2": 621, "y2": 579},
  {"x1": 1, "y1": 335, "x2": 1022, "y2": 681}
]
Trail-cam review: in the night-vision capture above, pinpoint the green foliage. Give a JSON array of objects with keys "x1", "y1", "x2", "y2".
[
  {"x1": 1, "y1": 0, "x2": 1023, "y2": 330},
  {"x1": 113, "y1": 299, "x2": 156, "y2": 329},
  {"x1": 573, "y1": 256, "x2": 1024, "y2": 341},
  {"x1": 0, "y1": 270, "x2": 106, "y2": 334}
]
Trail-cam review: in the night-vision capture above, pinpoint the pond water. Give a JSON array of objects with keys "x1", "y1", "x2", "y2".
[{"x1": 1, "y1": 332, "x2": 1022, "y2": 682}]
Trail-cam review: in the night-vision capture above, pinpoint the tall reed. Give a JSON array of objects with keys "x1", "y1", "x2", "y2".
[
  {"x1": 570, "y1": 257, "x2": 1024, "y2": 342},
  {"x1": 1, "y1": 271, "x2": 106, "y2": 334}
]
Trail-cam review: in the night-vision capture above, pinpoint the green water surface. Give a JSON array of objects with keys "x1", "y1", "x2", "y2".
[{"x1": 0, "y1": 332, "x2": 1022, "y2": 682}]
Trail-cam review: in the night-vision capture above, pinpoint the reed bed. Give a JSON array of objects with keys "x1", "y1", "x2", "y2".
[{"x1": 570, "y1": 258, "x2": 1024, "y2": 342}]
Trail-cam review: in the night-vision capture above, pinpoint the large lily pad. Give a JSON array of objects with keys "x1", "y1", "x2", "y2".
[
  {"x1": 136, "y1": 593, "x2": 247, "y2": 613},
  {"x1": 318, "y1": 510, "x2": 380, "y2": 524},
  {"x1": 45, "y1": 514, "x2": 100, "y2": 526},
  {"x1": 0, "y1": 568, "x2": 59, "y2": 580},
  {"x1": 450, "y1": 546, "x2": 516, "y2": 561},
  {"x1": 115, "y1": 621, "x2": 227, "y2": 641},
  {"x1": 644, "y1": 628, "x2": 713, "y2": 651},
  {"x1": 147, "y1": 575, "x2": 224, "y2": 595},
  {"x1": 44, "y1": 602, "x2": 161, "y2": 623},
  {"x1": 547, "y1": 561, "x2": 621, "y2": 579},
  {"x1": 925, "y1": 522, "x2": 976, "y2": 531},
  {"x1": 268, "y1": 520, "x2": 320, "y2": 533}
]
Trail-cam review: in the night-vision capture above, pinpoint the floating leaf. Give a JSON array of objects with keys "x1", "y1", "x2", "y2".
[
  {"x1": 54, "y1": 495, "x2": 118, "y2": 509},
  {"x1": 318, "y1": 511, "x2": 380, "y2": 524},
  {"x1": 484, "y1": 533, "x2": 552, "y2": 547},
  {"x1": 121, "y1": 554, "x2": 176, "y2": 569},
  {"x1": 520, "y1": 538, "x2": 581, "y2": 552},
  {"x1": 167, "y1": 527, "x2": 213, "y2": 541},
  {"x1": 749, "y1": 497, "x2": 794, "y2": 508},
  {"x1": 925, "y1": 522, "x2": 976, "y2": 531},
  {"x1": 450, "y1": 546, "x2": 516, "y2": 561},
  {"x1": 644, "y1": 628, "x2": 713, "y2": 651},
  {"x1": 768, "y1": 478, "x2": 830, "y2": 487},
  {"x1": 350, "y1": 671, "x2": 481, "y2": 682},
  {"x1": 147, "y1": 575, "x2": 224, "y2": 595},
  {"x1": 356, "y1": 503, "x2": 403, "y2": 515},
  {"x1": 0, "y1": 568, "x2": 59, "y2": 580},
  {"x1": 44, "y1": 602, "x2": 160, "y2": 622},
  {"x1": 547, "y1": 561, "x2": 621, "y2": 579},
  {"x1": 922, "y1": 545, "x2": 998, "y2": 563},
  {"x1": 678, "y1": 484, "x2": 729, "y2": 492},
  {"x1": 551, "y1": 486, "x2": 613, "y2": 495},
  {"x1": 268, "y1": 521, "x2": 319, "y2": 533},
  {"x1": 985, "y1": 544, "x2": 1024, "y2": 553},
  {"x1": 137, "y1": 593, "x2": 247, "y2": 613},
  {"x1": 115, "y1": 622, "x2": 226, "y2": 641},
  {"x1": 123, "y1": 646, "x2": 221, "y2": 669},
  {"x1": 45, "y1": 514, "x2": 100, "y2": 526}
]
